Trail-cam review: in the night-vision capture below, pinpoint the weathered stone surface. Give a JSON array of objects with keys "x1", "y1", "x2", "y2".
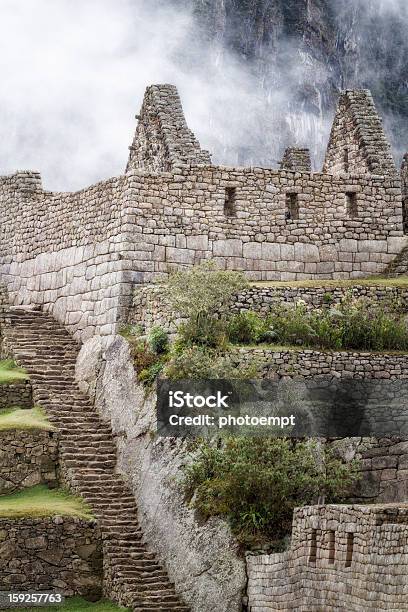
[
  {"x1": 247, "y1": 504, "x2": 408, "y2": 611},
  {"x1": 0, "y1": 517, "x2": 102, "y2": 598},
  {"x1": 75, "y1": 335, "x2": 103, "y2": 402},
  {"x1": 0, "y1": 430, "x2": 58, "y2": 495},
  {"x1": 0, "y1": 380, "x2": 32, "y2": 410},
  {"x1": 84, "y1": 336, "x2": 247, "y2": 612}
]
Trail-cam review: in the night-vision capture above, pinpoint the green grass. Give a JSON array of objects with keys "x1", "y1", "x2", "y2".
[
  {"x1": 0, "y1": 485, "x2": 94, "y2": 520},
  {"x1": 6, "y1": 597, "x2": 129, "y2": 612},
  {"x1": 0, "y1": 406, "x2": 54, "y2": 431},
  {"x1": 0, "y1": 359, "x2": 29, "y2": 384},
  {"x1": 251, "y1": 276, "x2": 408, "y2": 289}
]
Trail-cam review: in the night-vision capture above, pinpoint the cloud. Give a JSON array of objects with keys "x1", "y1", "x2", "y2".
[
  {"x1": 0, "y1": 0, "x2": 195, "y2": 190},
  {"x1": 0, "y1": 0, "x2": 404, "y2": 190}
]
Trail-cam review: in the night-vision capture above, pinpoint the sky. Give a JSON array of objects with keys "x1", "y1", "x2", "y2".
[{"x1": 0, "y1": 0, "x2": 197, "y2": 190}]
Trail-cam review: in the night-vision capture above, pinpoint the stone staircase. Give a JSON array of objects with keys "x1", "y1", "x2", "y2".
[{"x1": 2, "y1": 307, "x2": 189, "y2": 612}]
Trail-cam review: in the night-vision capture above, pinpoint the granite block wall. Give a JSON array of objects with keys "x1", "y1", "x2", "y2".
[
  {"x1": 122, "y1": 166, "x2": 405, "y2": 285},
  {"x1": 130, "y1": 282, "x2": 408, "y2": 333},
  {"x1": 0, "y1": 172, "x2": 130, "y2": 342},
  {"x1": 0, "y1": 382, "x2": 32, "y2": 410},
  {"x1": 0, "y1": 430, "x2": 58, "y2": 495},
  {"x1": 0, "y1": 86, "x2": 406, "y2": 342},
  {"x1": 323, "y1": 90, "x2": 397, "y2": 177},
  {"x1": 0, "y1": 517, "x2": 102, "y2": 597},
  {"x1": 247, "y1": 504, "x2": 408, "y2": 611}
]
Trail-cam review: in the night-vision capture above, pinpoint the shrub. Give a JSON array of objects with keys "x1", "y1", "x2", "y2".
[
  {"x1": 178, "y1": 316, "x2": 228, "y2": 349},
  {"x1": 166, "y1": 261, "x2": 248, "y2": 320},
  {"x1": 166, "y1": 261, "x2": 248, "y2": 348},
  {"x1": 148, "y1": 326, "x2": 168, "y2": 354},
  {"x1": 266, "y1": 302, "x2": 317, "y2": 346},
  {"x1": 182, "y1": 437, "x2": 359, "y2": 547},
  {"x1": 229, "y1": 297, "x2": 408, "y2": 352},
  {"x1": 228, "y1": 311, "x2": 267, "y2": 344},
  {"x1": 164, "y1": 346, "x2": 261, "y2": 380},
  {"x1": 139, "y1": 361, "x2": 165, "y2": 386}
]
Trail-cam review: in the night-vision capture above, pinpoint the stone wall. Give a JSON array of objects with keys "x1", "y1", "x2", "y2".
[
  {"x1": 0, "y1": 284, "x2": 8, "y2": 358},
  {"x1": 402, "y1": 153, "x2": 408, "y2": 233},
  {"x1": 0, "y1": 86, "x2": 407, "y2": 341},
  {"x1": 331, "y1": 437, "x2": 408, "y2": 504},
  {"x1": 279, "y1": 147, "x2": 311, "y2": 173},
  {"x1": 247, "y1": 504, "x2": 408, "y2": 611},
  {"x1": 0, "y1": 517, "x2": 102, "y2": 598},
  {"x1": 0, "y1": 172, "x2": 130, "y2": 342},
  {"x1": 234, "y1": 346, "x2": 408, "y2": 379},
  {"x1": 123, "y1": 165, "x2": 405, "y2": 285},
  {"x1": 0, "y1": 381, "x2": 32, "y2": 410},
  {"x1": 130, "y1": 282, "x2": 408, "y2": 333},
  {"x1": 0, "y1": 429, "x2": 58, "y2": 495}
]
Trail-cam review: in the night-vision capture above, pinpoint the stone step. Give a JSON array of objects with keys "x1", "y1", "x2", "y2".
[{"x1": 3, "y1": 309, "x2": 189, "y2": 611}]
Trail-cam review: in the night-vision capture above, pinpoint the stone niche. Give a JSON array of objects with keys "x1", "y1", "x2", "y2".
[
  {"x1": 0, "y1": 517, "x2": 103, "y2": 598},
  {"x1": 0, "y1": 430, "x2": 58, "y2": 495}
]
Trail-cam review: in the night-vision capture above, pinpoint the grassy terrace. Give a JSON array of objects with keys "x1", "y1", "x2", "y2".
[
  {"x1": 251, "y1": 276, "x2": 408, "y2": 288},
  {"x1": 0, "y1": 406, "x2": 54, "y2": 431},
  {"x1": 10, "y1": 597, "x2": 129, "y2": 612},
  {"x1": 0, "y1": 359, "x2": 29, "y2": 384},
  {"x1": 0, "y1": 485, "x2": 94, "y2": 520}
]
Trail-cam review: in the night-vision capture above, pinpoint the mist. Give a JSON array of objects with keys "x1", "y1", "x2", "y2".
[{"x1": 0, "y1": 0, "x2": 406, "y2": 191}]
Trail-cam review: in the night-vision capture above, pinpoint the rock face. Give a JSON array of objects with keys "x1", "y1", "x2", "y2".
[
  {"x1": 183, "y1": 0, "x2": 408, "y2": 164},
  {"x1": 81, "y1": 335, "x2": 247, "y2": 612}
]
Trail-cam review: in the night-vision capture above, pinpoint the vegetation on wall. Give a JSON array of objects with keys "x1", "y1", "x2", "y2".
[
  {"x1": 227, "y1": 295, "x2": 408, "y2": 352},
  {"x1": 128, "y1": 265, "x2": 408, "y2": 386},
  {"x1": 182, "y1": 437, "x2": 359, "y2": 548}
]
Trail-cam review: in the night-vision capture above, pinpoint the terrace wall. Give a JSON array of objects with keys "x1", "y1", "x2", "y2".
[
  {"x1": 0, "y1": 517, "x2": 102, "y2": 598},
  {"x1": 0, "y1": 429, "x2": 58, "y2": 495}
]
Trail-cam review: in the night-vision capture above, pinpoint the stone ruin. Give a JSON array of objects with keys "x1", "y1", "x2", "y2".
[
  {"x1": 1, "y1": 84, "x2": 408, "y2": 611},
  {"x1": 0, "y1": 84, "x2": 407, "y2": 343},
  {"x1": 247, "y1": 503, "x2": 408, "y2": 611}
]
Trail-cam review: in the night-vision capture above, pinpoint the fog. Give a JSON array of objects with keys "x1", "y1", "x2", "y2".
[{"x1": 0, "y1": 0, "x2": 406, "y2": 191}]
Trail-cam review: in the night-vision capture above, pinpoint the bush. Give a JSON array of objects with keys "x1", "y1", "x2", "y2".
[
  {"x1": 227, "y1": 311, "x2": 267, "y2": 344},
  {"x1": 182, "y1": 437, "x2": 359, "y2": 547},
  {"x1": 227, "y1": 297, "x2": 408, "y2": 352},
  {"x1": 164, "y1": 346, "x2": 261, "y2": 380},
  {"x1": 166, "y1": 261, "x2": 248, "y2": 320},
  {"x1": 148, "y1": 326, "x2": 168, "y2": 354},
  {"x1": 178, "y1": 316, "x2": 228, "y2": 349},
  {"x1": 167, "y1": 261, "x2": 248, "y2": 348}
]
